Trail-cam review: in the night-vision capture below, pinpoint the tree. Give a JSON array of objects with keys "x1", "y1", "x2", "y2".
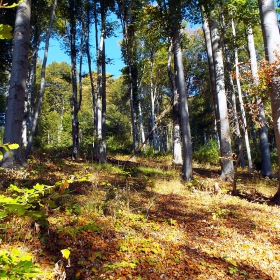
[
  {"x1": 246, "y1": 26, "x2": 273, "y2": 177},
  {"x1": 116, "y1": 0, "x2": 142, "y2": 155},
  {"x1": 210, "y1": 7, "x2": 234, "y2": 181},
  {"x1": 258, "y1": 0, "x2": 280, "y2": 204},
  {"x1": 1, "y1": 0, "x2": 31, "y2": 167},
  {"x1": 168, "y1": 0, "x2": 193, "y2": 181},
  {"x1": 36, "y1": 62, "x2": 72, "y2": 149},
  {"x1": 25, "y1": 0, "x2": 58, "y2": 158}
]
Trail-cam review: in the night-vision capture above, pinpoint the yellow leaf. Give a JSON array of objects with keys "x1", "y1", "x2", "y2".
[
  {"x1": 7, "y1": 143, "x2": 19, "y2": 150},
  {"x1": 61, "y1": 249, "x2": 71, "y2": 259}
]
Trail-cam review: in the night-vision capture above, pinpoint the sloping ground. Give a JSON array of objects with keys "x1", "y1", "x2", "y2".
[{"x1": 0, "y1": 155, "x2": 279, "y2": 279}]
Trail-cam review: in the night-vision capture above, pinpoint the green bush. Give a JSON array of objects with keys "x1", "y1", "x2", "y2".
[
  {"x1": 193, "y1": 140, "x2": 220, "y2": 165},
  {"x1": 0, "y1": 248, "x2": 42, "y2": 279}
]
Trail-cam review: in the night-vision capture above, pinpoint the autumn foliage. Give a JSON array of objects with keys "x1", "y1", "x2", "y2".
[{"x1": 0, "y1": 154, "x2": 279, "y2": 279}]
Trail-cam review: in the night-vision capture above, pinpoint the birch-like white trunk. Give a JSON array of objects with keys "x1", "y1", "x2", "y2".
[
  {"x1": 210, "y1": 19, "x2": 234, "y2": 180},
  {"x1": 247, "y1": 26, "x2": 273, "y2": 177},
  {"x1": 173, "y1": 28, "x2": 193, "y2": 181},
  {"x1": 231, "y1": 18, "x2": 253, "y2": 171},
  {"x1": 138, "y1": 102, "x2": 146, "y2": 151},
  {"x1": 222, "y1": 16, "x2": 244, "y2": 168},
  {"x1": 150, "y1": 59, "x2": 158, "y2": 151},
  {"x1": 2, "y1": 0, "x2": 31, "y2": 167},
  {"x1": 258, "y1": 0, "x2": 280, "y2": 203},
  {"x1": 167, "y1": 41, "x2": 183, "y2": 164}
]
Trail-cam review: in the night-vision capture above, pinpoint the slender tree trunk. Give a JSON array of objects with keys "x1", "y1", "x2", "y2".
[
  {"x1": 172, "y1": 28, "x2": 193, "y2": 181},
  {"x1": 258, "y1": 0, "x2": 280, "y2": 203},
  {"x1": 247, "y1": 26, "x2": 273, "y2": 177},
  {"x1": 2, "y1": 0, "x2": 31, "y2": 167},
  {"x1": 210, "y1": 17, "x2": 234, "y2": 181},
  {"x1": 167, "y1": 40, "x2": 182, "y2": 164},
  {"x1": 85, "y1": 2, "x2": 95, "y2": 154},
  {"x1": 99, "y1": 24, "x2": 106, "y2": 163},
  {"x1": 138, "y1": 101, "x2": 146, "y2": 151},
  {"x1": 150, "y1": 57, "x2": 158, "y2": 151},
  {"x1": 201, "y1": 7, "x2": 221, "y2": 149},
  {"x1": 25, "y1": 0, "x2": 57, "y2": 159},
  {"x1": 231, "y1": 18, "x2": 253, "y2": 171},
  {"x1": 223, "y1": 32, "x2": 245, "y2": 168},
  {"x1": 119, "y1": 11, "x2": 139, "y2": 154},
  {"x1": 69, "y1": 0, "x2": 81, "y2": 160}
]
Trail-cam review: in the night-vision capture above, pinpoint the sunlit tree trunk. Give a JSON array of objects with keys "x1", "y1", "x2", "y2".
[
  {"x1": 210, "y1": 17, "x2": 234, "y2": 181},
  {"x1": 69, "y1": 0, "x2": 81, "y2": 160},
  {"x1": 258, "y1": 0, "x2": 280, "y2": 203},
  {"x1": 119, "y1": 8, "x2": 139, "y2": 154},
  {"x1": 167, "y1": 41, "x2": 182, "y2": 165},
  {"x1": 222, "y1": 19, "x2": 245, "y2": 168},
  {"x1": 25, "y1": 0, "x2": 57, "y2": 159},
  {"x1": 172, "y1": 27, "x2": 193, "y2": 181},
  {"x1": 100, "y1": 3, "x2": 107, "y2": 164},
  {"x1": 150, "y1": 57, "x2": 158, "y2": 151},
  {"x1": 247, "y1": 26, "x2": 273, "y2": 177},
  {"x1": 231, "y1": 18, "x2": 252, "y2": 171},
  {"x1": 85, "y1": 1, "x2": 95, "y2": 153},
  {"x1": 138, "y1": 102, "x2": 146, "y2": 151},
  {"x1": 201, "y1": 7, "x2": 220, "y2": 147},
  {"x1": 2, "y1": 0, "x2": 31, "y2": 167}
]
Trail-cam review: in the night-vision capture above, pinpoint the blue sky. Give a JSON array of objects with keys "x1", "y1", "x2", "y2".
[{"x1": 38, "y1": 32, "x2": 125, "y2": 78}]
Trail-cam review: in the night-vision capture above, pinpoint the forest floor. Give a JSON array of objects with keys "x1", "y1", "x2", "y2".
[{"x1": 0, "y1": 153, "x2": 280, "y2": 279}]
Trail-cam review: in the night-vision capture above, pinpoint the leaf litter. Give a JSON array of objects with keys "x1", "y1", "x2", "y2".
[{"x1": 0, "y1": 155, "x2": 279, "y2": 279}]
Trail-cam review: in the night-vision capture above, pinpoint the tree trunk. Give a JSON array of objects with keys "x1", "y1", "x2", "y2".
[
  {"x1": 201, "y1": 7, "x2": 221, "y2": 151},
  {"x1": 222, "y1": 24, "x2": 245, "y2": 169},
  {"x1": 120, "y1": 12, "x2": 139, "y2": 154},
  {"x1": 231, "y1": 18, "x2": 252, "y2": 171},
  {"x1": 210, "y1": 18, "x2": 234, "y2": 181},
  {"x1": 172, "y1": 28, "x2": 193, "y2": 181},
  {"x1": 69, "y1": 0, "x2": 81, "y2": 160},
  {"x1": 138, "y1": 101, "x2": 146, "y2": 151},
  {"x1": 25, "y1": 0, "x2": 57, "y2": 159},
  {"x1": 85, "y1": 1, "x2": 95, "y2": 154},
  {"x1": 2, "y1": 0, "x2": 31, "y2": 167},
  {"x1": 258, "y1": 0, "x2": 280, "y2": 203},
  {"x1": 99, "y1": 19, "x2": 106, "y2": 163},
  {"x1": 167, "y1": 40, "x2": 183, "y2": 165},
  {"x1": 247, "y1": 26, "x2": 273, "y2": 177}
]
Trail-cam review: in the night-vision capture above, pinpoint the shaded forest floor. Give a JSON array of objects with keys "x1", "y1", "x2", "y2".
[{"x1": 0, "y1": 153, "x2": 280, "y2": 279}]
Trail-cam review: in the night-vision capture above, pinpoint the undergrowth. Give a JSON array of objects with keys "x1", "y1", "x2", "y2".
[{"x1": 0, "y1": 154, "x2": 279, "y2": 279}]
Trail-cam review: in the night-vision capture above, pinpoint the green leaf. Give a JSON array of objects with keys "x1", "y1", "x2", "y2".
[
  {"x1": 7, "y1": 143, "x2": 19, "y2": 150},
  {"x1": 0, "y1": 24, "x2": 13, "y2": 39}
]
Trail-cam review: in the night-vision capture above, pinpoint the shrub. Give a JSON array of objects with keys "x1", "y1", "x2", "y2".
[{"x1": 193, "y1": 140, "x2": 220, "y2": 165}]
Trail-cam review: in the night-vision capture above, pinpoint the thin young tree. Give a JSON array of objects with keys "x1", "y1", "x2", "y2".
[{"x1": 25, "y1": 0, "x2": 58, "y2": 158}]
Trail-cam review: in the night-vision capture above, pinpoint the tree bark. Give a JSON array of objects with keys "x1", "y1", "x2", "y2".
[
  {"x1": 25, "y1": 0, "x2": 57, "y2": 159},
  {"x1": 2, "y1": 0, "x2": 31, "y2": 167},
  {"x1": 247, "y1": 26, "x2": 273, "y2": 177},
  {"x1": 167, "y1": 40, "x2": 183, "y2": 165},
  {"x1": 201, "y1": 7, "x2": 220, "y2": 148},
  {"x1": 69, "y1": 0, "x2": 81, "y2": 160},
  {"x1": 258, "y1": 0, "x2": 280, "y2": 203},
  {"x1": 231, "y1": 18, "x2": 252, "y2": 171},
  {"x1": 210, "y1": 17, "x2": 234, "y2": 181},
  {"x1": 172, "y1": 28, "x2": 193, "y2": 181}
]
